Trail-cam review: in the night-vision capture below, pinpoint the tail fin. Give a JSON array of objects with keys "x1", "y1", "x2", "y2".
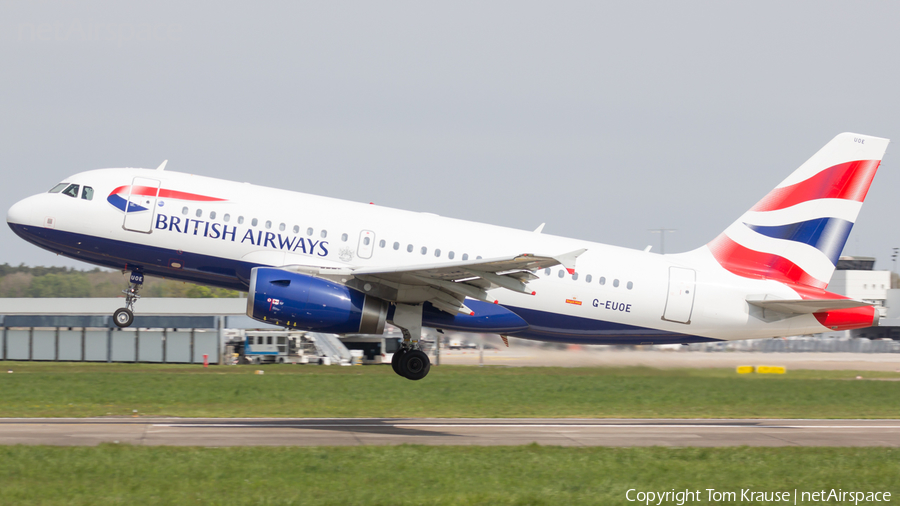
[{"x1": 707, "y1": 132, "x2": 889, "y2": 289}]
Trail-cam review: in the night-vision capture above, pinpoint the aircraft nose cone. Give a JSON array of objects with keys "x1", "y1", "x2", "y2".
[{"x1": 7, "y1": 195, "x2": 41, "y2": 228}]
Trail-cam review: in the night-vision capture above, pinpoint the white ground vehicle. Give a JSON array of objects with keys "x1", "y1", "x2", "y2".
[
  {"x1": 241, "y1": 331, "x2": 312, "y2": 364},
  {"x1": 340, "y1": 334, "x2": 403, "y2": 364}
]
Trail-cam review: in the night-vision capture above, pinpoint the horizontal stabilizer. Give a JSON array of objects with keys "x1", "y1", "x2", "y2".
[{"x1": 746, "y1": 297, "x2": 872, "y2": 315}]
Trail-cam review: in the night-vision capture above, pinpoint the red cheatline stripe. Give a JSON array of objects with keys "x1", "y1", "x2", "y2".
[
  {"x1": 707, "y1": 234, "x2": 826, "y2": 289},
  {"x1": 110, "y1": 185, "x2": 226, "y2": 202},
  {"x1": 751, "y1": 159, "x2": 880, "y2": 212}
]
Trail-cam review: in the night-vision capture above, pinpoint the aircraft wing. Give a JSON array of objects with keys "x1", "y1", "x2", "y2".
[
  {"x1": 282, "y1": 249, "x2": 587, "y2": 315},
  {"x1": 746, "y1": 298, "x2": 873, "y2": 315}
]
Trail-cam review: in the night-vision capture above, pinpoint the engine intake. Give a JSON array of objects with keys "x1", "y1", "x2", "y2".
[{"x1": 247, "y1": 267, "x2": 388, "y2": 334}]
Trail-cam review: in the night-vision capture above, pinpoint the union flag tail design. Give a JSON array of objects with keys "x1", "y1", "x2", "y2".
[{"x1": 707, "y1": 133, "x2": 890, "y2": 289}]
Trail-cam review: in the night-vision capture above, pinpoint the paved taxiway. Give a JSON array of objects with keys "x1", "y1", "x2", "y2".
[{"x1": 1, "y1": 418, "x2": 899, "y2": 447}]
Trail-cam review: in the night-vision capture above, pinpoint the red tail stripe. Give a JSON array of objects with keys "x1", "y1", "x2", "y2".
[
  {"x1": 708, "y1": 235, "x2": 826, "y2": 289},
  {"x1": 111, "y1": 185, "x2": 226, "y2": 202},
  {"x1": 813, "y1": 306, "x2": 876, "y2": 331},
  {"x1": 750, "y1": 160, "x2": 880, "y2": 212},
  {"x1": 787, "y1": 283, "x2": 847, "y2": 301}
]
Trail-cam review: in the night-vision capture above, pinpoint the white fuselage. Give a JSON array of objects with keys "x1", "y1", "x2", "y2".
[{"x1": 7, "y1": 167, "x2": 840, "y2": 344}]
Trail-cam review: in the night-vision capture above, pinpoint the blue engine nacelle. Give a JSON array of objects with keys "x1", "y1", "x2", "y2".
[{"x1": 248, "y1": 268, "x2": 389, "y2": 334}]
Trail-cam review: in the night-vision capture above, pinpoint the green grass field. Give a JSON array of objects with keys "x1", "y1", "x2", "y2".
[
  {"x1": 1, "y1": 361, "x2": 899, "y2": 418},
  {"x1": 0, "y1": 445, "x2": 897, "y2": 505}
]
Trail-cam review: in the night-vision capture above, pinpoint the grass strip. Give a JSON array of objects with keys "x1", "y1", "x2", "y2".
[
  {"x1": 1, "y1": 362, "x2": 899, "y2": 418},
  {"x1": 0, "y1": 445, "x2": 897, "y2": 505}
]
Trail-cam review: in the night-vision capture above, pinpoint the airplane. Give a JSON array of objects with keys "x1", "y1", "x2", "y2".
[{"x1": 6, "y1": 132, "x2": 889, "y2": 380}]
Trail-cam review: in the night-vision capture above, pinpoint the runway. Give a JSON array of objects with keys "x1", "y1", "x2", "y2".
[{"x1": 1, "y1": 418, "x2": 899, "y2": 447}]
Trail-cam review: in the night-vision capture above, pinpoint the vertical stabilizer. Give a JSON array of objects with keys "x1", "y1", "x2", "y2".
[{"x1": 706, "y1": 133, "x2": 889, "y2": 288}]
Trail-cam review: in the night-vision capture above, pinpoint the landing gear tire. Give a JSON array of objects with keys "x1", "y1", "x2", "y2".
[
  {"x1": 399, "y1": 350, "x2": 430, "y2": 381},
  {"x1": 113, "y1": 308, "x2": 133, "y2": 328},
  {"x1": 391, "y1": 348, "x2": 407, "y2": 375}
]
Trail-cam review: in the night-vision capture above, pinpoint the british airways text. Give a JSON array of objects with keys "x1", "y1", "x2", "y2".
[{"x1": 154, "y1": 214, "x2": 329, "y2": 257}]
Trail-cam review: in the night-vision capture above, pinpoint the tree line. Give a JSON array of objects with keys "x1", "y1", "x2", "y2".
[{"x1": 0, "y1": 264, "x2": 240, "y2": 298}]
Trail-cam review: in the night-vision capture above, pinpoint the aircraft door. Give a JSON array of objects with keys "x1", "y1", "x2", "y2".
[
  {"x1": 122, "y1": 177, "x2": 161, "y2": 233},
  {"x1": 357, "y1": 230, "x2": 375, "y2": 259},
  {"x1": 662, "y1": 267, "x2": 696, "y2": 324}
]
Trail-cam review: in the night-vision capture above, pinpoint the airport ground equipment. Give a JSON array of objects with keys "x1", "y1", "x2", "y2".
[{"x1": 340, "y1": 332, "x2": 403, "y2": 364}]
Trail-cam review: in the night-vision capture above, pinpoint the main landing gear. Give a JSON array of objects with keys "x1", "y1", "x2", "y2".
[
  {"x1": 389, "y1": 303, "x2": 431, "y2": 380},
  {"x1": 391, "y1": 345, "x2": 431, "y2": 380},
  {"x1": 113, "y1": 271, "x2": 144, "y2": 328}
]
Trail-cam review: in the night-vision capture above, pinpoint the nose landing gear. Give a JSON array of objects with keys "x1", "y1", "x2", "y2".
[{"x1": 113, "y1": 271, "x2": 143, "y2": 328}]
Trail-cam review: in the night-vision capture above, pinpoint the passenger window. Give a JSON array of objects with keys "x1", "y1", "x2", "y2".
[
  {"x1": 48, "y1": 183, "x2": 68, "y2": 193},
  {"x1": 434, "y1": 249, "x2": 441, "y2": 257},
  {"x1": 558, "y1": 270, "x2": 564, "y2": 278},
  {"x1": 265, "y1": 221, "x2": 272, "y2": 229},
  {"x1": 613, "y1": 279, "x2": 620, "y2": 288},
  {"x1": 544, "y1": 268, "x2": 551, "y2": 275},
  {"x1": 81, "y1": 186, "x2": 94, "y2": 200},
  {"x1": 572, "y1": 272, "x2": 579, "y2": 280},
  {"x1": 393, "y1": 242, "x2": 399, "y2": 250},
  {"x1": 363, "y1": 237, "x2": 371, "y2": 245},
  {"x1": 320, "y1": 230, "x2": 327, "y2": 238},
  {"x1": 182, "y1": 207, "x2": 189, "y2": 215},
  {"x1": 251, "y1": 218, "x2": 258, "y2": 227},
  {"x1": 462, "y1": 254, "x2": 469, "y2": 261},
  {"x1": 586, "y1": 274, "x2": 592, "y2": 283},
  {"x1": 627, "y1": 281, "x2": 634, "y2": 290},
  {"x1": 293, "y1": 225, "x2": 299, "y2": 233},
  {"x1": 224, "y1": 214, "x2": 231, "y2": 222},
  {"x1": 407, "y1": 244, "x2": 413, "y2": 253},
  {"x1": 599, "y1": 277, "x2": 606, "y2": 285},
  {"x1": 307, "y1": 227, "x2": 313, "y2": 236},
  {"x1": 477, "y1": 256, "x2": 482, "y2": 260},
  {"x1": 448, "y1": 251, "x2": 455, "y2": 260},
  {"x1": 238, "y1": 216, "x2": 244, "y2": 224},
  {"x1": 196, "y1": 209, "x2": 203, "y2": 218},
  {"x1": 341, "y1": 233, "x2": 348, "y2": 242},
  {"x1": 279, "y1": 223, "x2": 285, "y2": 231},
  {"x1": 421, "y1": 246, "x2": 427, "y2": 255},
  {"x1": 379, "y1": 239, "x2": 386, "y2": 248},
  {"x1": 209, "y1": 211, "x2": 216, "y2": 220}
]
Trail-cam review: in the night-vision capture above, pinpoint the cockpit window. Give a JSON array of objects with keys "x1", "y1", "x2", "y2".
[
  {"x1": 61, "y1": 184, "x2": 80, "y2": 198},
  {"x1": 48, "y1": 183, "x2": 68, "y2": 193},
  {"x1": 81, "y1": 186, "x2": 94, "y2": 200}
]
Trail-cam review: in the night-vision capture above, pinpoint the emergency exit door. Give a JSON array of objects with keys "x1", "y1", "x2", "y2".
[
  {"x1": 357, "y1": 230, "x2": 375, "y2": 259},
  {"x1": 662, "y1": 267, "x2": 696, "y2": 324},
  {"x1": 122, "y1": 177, "x2": 160, "y2": 233}
]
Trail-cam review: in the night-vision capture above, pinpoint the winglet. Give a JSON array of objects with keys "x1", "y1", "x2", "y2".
[
  {"x1": 155, "y1": 160, "x2": 168, "y2": 171},
  {"x1": 553, "y1": 248, "x2": 587, "y2": 275}
]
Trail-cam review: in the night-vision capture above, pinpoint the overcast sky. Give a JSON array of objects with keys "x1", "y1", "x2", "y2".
[{"x1": 2, "y1": 1, "x2": 900, "y2": 270}]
